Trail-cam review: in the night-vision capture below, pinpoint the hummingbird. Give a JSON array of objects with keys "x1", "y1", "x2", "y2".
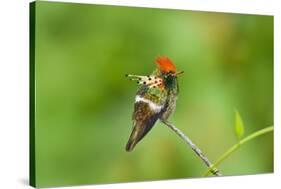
[{"x1": 125, "y1": 56, "x2": 183, "y2": 152}]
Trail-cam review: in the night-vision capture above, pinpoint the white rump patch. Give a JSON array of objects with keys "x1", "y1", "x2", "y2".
[{"x1": 135, "y1": 95, "x2": 163, "y2": 113}]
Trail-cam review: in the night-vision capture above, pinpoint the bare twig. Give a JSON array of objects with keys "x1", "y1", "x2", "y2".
[{"x1": 161, "y1": 120, "x2": 222, "y2": 176}]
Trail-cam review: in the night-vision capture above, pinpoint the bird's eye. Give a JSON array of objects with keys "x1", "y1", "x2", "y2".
[{"x1": 168, "y1": 72, "x2": 174, "y2": 77}]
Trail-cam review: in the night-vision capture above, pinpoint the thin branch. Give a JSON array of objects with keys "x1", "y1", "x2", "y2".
[
  {"x1": 203, "y1": 126, "x2": 273, "y2": 176},
  {"x1": 161, "y1": 120, "x2": 222, "y2": 176}
]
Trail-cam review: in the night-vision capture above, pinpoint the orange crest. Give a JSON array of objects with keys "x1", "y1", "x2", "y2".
[{"x1": 155, "y1": 56, "x2": 176, "y2": 73}]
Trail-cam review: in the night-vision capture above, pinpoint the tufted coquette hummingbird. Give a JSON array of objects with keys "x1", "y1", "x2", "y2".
[{"x1": 125, "y1": 56, "x2": 183, "y2": 152}]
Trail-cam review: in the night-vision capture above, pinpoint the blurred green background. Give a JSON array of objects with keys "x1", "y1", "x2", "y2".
[{"x1": 34, "y1": 1, "x2": 273, "y2": 187}]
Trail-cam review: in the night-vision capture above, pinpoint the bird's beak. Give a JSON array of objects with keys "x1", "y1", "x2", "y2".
[{"x1": 173, "y1": 71, "x2": 184, "y2": 77}]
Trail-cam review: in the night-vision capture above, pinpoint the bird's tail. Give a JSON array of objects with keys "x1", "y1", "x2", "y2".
[
  {"x1": 125, "y1": 137, "x2": 137, "y2": 152},
  {"x1": 125, "y1": 117, "x2": 158, "y2": 152},
  {"x1": 125, "y1": 126, "x2": 142, "y2": 152}
]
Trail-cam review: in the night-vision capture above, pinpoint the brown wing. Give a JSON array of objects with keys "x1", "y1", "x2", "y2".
[{"x1": 125, "y1": 101, "x2": 161, "y2": 151}]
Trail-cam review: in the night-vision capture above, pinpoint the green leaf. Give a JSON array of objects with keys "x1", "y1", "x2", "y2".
[{"x1": 234, "y1": 110, "x2": 245, "y2": 140}]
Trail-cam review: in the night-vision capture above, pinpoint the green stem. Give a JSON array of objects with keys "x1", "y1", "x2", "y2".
[{"x1": 203, "y1": 126, "x2": 273, "y2": 177}]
